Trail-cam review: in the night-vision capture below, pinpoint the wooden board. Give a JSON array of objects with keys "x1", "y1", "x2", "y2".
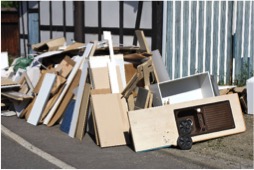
[
  {"x1": 90, "y1": 67, "x2": 110, "y2": 89},
  {"x1": 43, "y1": 43, "x2": 93, "y2": 125},
  {"x1": 60, "y1": 99, "x2": 76, "y2": 134},
  {"x1": 47, "y1": 70, "x2": 81, "y2": 126},
  {"x1": 27, "y1": 73, "x2": 56, "y2": 126},
  {"x1": 91, "y1": 93, "x2": 128, "y2": 147},
  {"x1": 69, "y1": 61, "x2": 89, "y2": 138},
  {"x1": 135, "y1": 30, "x2": 151, "y2": 53},
  {"x1": 134, "y1": 87, "x2": 150, "y2": 109},
  {"x1": 151, "y1": 50, "x2": 170, "y2": 82},
  {"x1": 1, "y1": 91, "x2": 33, "y2": 101},
  {"x1": 75, "y1": 83, "x2": 91, "y2": 140},
  {"x1": 128, "y1": 93, "x2": 246, "y2": 152}
]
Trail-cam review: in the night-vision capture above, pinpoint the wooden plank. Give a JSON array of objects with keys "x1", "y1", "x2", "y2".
[
  {"x1": 43, "y1": 43, "x2": 93, "y2": 125},
  {"x1": 219, "y1": 1, "x2": 226, "y2": 84},
  {"x1": 47, "y1": 70, "x2": 81, "y2": 127},
  {"x1": 190, "y1": 1, "x2": 197, "y2": 75},
  {"x1": 205, "y1": 1, "x2": 212, "y2": 73},
  {"x1": 226, "y1": 2, "x2": 233, "y2": 84},
  {"x1": 234, "y1": 2, "x2": 243, "y2": 83},
  {"x1": 108, "y1": 62, "x2": 120, "y2": 93},
  {"x1": 182, "y1": 1, "x2": 189, "y2": 77},
  {"x1": 212, "y1": 1, "x2": 219, "y2": 78},
  {"x1": 151, "y1": 50, "x2": 170, "y2": 82},
  {"x1": 69, "y1": 60, "x2": 89, "y2": 138},
  {"x1": 75, "y1": 83, "x2": 91, "y2": 140},
  {"x1": 128, "y1": 93, "x2": 246, "y2": 152},
  {"x1": 27, "y1": 73, "x2": 56, "y2": 126},
  {"x1": 197, "y1": 1, "x2": 204, "y2": 73},
  {"x1": 135, "y1": 30, "x2": 151, "y2": 53},
  {"x1": 91, "y1": 93, "x2": 128, "y2": 147},
  {"x1": 1, "y1": 91, "x2": 33, "y2": 101},
  {"x1": 175, "y1": 1, "x2": 181, "y2": 79},
  {"x1": 250, "y1": 1, "x2": 254, "y2": 77},
  {"x1": 166, "y1": 1, "x2": 173, "y2": 78}
]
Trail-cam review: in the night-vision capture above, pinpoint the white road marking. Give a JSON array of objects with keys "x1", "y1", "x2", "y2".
[{"x1": 1, "y1": 125, "x2": 75, "y2": 169}]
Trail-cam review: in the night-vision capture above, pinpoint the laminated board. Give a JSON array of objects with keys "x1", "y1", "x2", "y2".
[
  {"x1": 27, "y1": 73, "x2": 56, "y2": 126},
  {"x1": 128, "y1": 94, "x2": 246, "y2": 152}
]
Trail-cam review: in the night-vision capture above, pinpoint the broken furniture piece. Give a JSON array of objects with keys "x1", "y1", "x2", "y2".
[
  {"x1": 149, "y1": 72, "x2": 215, "y2": 106},
  {"x1": 128, "y1": 94, "x2": 246, "y2": 152}
]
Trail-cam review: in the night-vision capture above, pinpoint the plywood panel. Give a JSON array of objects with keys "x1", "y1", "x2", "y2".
[{"x1": 91, "y1": 93, "x2": 127, "y2": 147}]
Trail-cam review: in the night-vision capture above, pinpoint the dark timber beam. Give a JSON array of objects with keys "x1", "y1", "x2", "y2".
[{"x1": 74, "y1": 1, "x2": 84, "y2": 42}]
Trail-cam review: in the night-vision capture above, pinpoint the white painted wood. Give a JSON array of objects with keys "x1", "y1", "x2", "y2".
[
  {"x1": 26, "y1": 67, "x2": 41, "y2": 88},
  {"x1": 152, "y1": 50, "x2": 170, "y2": 82},
  {"x1": 247, "y1": 77, "x2": 254, "y2": 114},
  {"x1": 114, "y1": 54, "x2": 126, "y2": 88},
  {"x1": 68, "y1": 60, "x2": 89, "y2": 138},
  {"x1": 43, "y1": 43, "x2": 93, "y2": 125},
  {"x1": 27, "y1": 73, "x2": 56, "y2": 126},
  {"x1": 107, "y1": 62, "x2": 120, "y2": 93},
  {"x1": 1, "y1": 52, "x2": 9, "y2": 69},
  {"x1": 150, "y1": 72, "x2": 215, "y2": 106},
  {"x1": 103, "y1": 31, "x2": 114, "y2": 60}
]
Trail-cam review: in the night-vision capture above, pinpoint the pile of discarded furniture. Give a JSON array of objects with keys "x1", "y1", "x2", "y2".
[{"x1": 1, "y1": 30, "x2": 252, "y2": 152}]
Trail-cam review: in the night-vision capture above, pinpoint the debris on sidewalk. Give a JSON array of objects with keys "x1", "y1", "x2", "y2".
[{"x1": 1, "y1": 30, "x2": 249, "y2": 152}]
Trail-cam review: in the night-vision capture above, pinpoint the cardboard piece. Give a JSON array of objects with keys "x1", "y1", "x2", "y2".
[
  {"x1": 55, "y1": 56, "x2": 75, "y2": 78},
  {"x1": 27, "y1": 73, "x2": 56, "y2": 126},
  {"x1": 91, "y1": 93, "x2": 129, "y2": 147},
  {"x1": 128, "y1": 94, "x2": 246, "y2": 152},
  {"x1": 32, "y1": 37, "x2": 66, "y2": 52}
]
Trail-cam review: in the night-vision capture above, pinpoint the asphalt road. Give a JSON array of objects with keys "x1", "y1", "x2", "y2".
[
  {"x1": 1, "y1": 134, "x2": 59, "y2": 169},
  {"x1": 1, "y1": 116, "x2": 207, "y2": 169}
]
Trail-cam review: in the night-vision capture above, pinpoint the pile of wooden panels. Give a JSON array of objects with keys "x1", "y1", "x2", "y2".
[{"x1": 1, "y1": 30, "x2": 247, "y2": 152}]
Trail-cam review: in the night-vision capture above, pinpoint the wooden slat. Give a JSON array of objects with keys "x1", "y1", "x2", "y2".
[
  {"x1": 166, "y1": 1, "x2": 173, "y2": 78},
  {"x1": 190, "y1": 1, "x2": 197, "y2": 75},
  {"x1": 226, "y1": 2, "x2": 233, "y2": 84},
  {"x1": 219, "y1": 1, "x2": 226, "y2": 84},
  {"x1": 182, "y1": 1, "x2": 189, "y2": 77},
  {"x1": 212, "y1": 1, "x2": 219, "y2": 79},
  {"x1": 250, "y1": 2, "x2": 254, "y2": 77},
  {"x1": 234, "y1": 2, "x2": 243, "y2": 83},
  {"x1": 198, "y1": 1, "x2": 204, "y2": 73},
  {"x1": 69, "y1": 61, "x2": 89, "y2": 138},
  {"x1": 174, "y1": 1, "x2": 181, "y2": 79},
  {"x1": 27, "y1": 73, "x2": 56, "y2": 126},
  {"x1": 205, "y1": 1, "x2": 212, "y2": 73},
  {"x1": 75, "y1": 83, "x2": 91, "y2": 140}
]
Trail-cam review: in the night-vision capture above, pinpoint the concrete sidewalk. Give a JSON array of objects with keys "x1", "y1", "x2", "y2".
[{"x1": 1, "y1": 114, "x2": 253, "y2": 169}]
